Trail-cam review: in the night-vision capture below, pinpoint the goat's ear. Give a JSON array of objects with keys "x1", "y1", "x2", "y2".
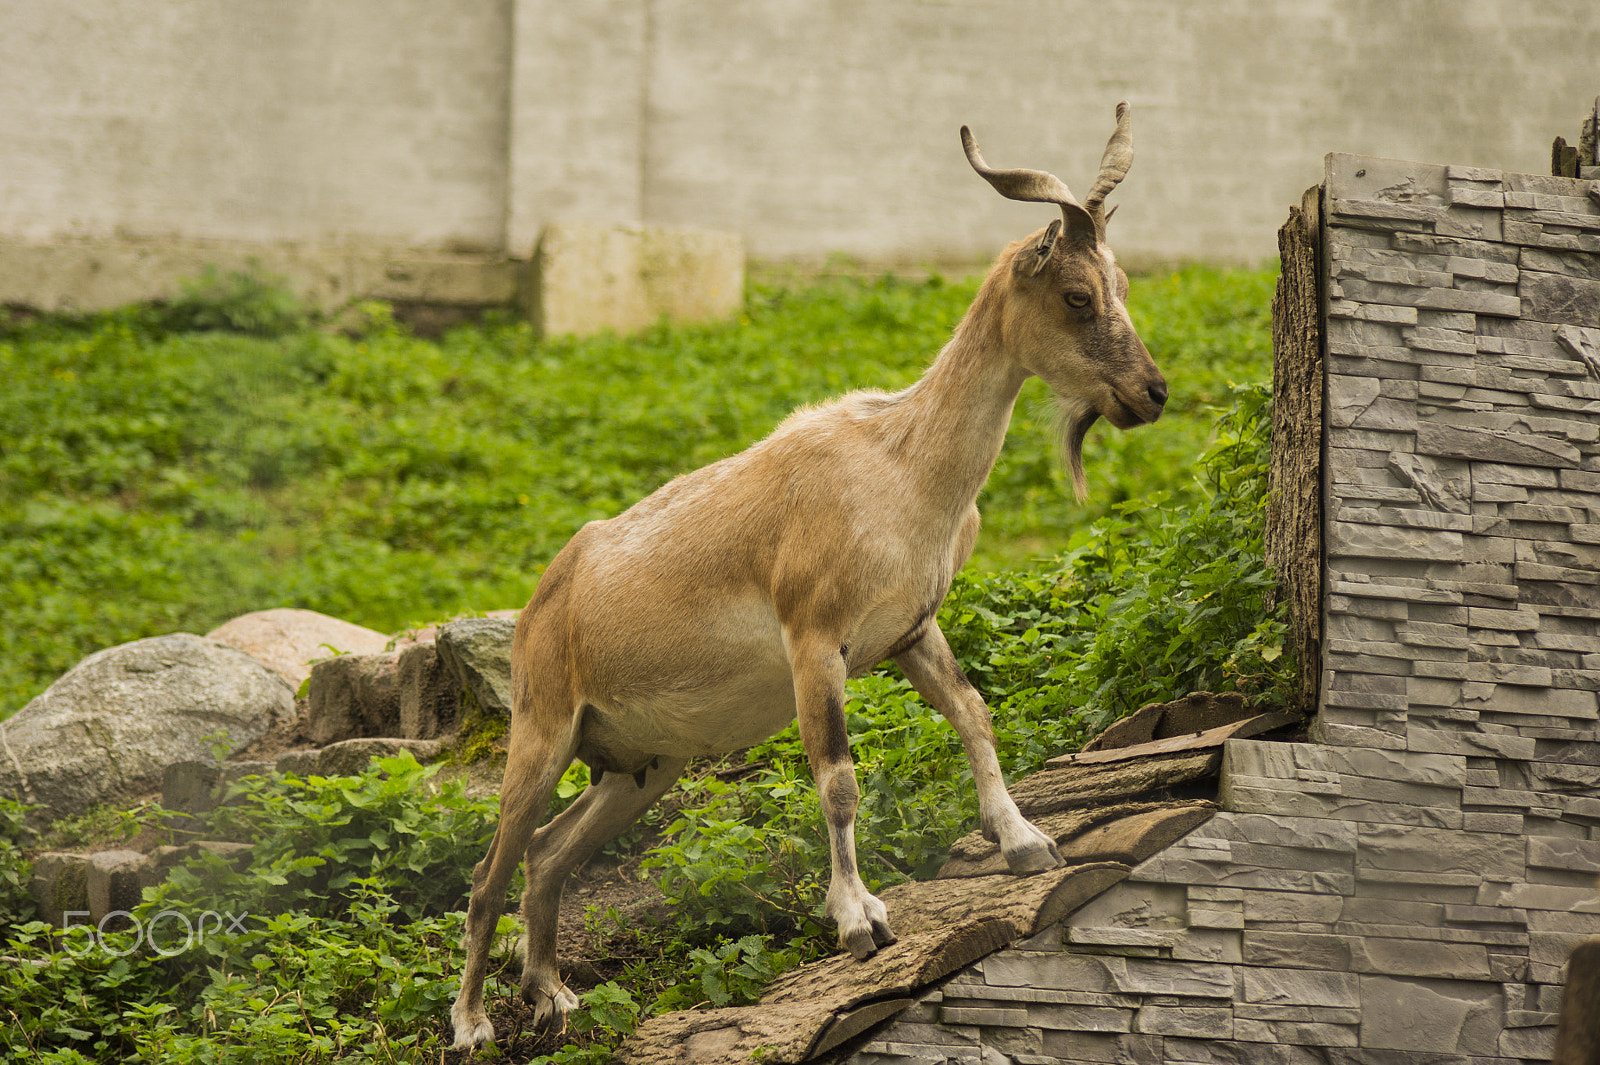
[
  {"x1": 1014, "y1": 219, "x2": 1062, "y2": 277},
  {"x1": 1104, "y1": 204, "x2": 1119, "y2": 228}
]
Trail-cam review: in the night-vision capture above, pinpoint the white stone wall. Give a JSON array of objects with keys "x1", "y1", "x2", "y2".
[
  {"x1": 839, "y1": 153, "x2": 1600, "y2": 1063},
  {"x1": 2, "y1": 1, "x2": 1598, "y2": 270},
  {"x1": 0, "y1": 0, "x2": 513, "y2": 251}
]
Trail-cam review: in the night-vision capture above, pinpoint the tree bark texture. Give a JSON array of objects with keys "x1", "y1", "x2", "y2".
[{"x1": 1266, "y1": 186, "x2": 1324, "y2": 721}]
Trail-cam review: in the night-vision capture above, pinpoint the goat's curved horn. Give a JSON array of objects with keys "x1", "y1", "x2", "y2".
[
  {"x1": 1083, "y1": 101, "x2": 1133, "y2": 221},
  {"x1": 962, "y1": 126, "x2": 1097, "y2": 245}
]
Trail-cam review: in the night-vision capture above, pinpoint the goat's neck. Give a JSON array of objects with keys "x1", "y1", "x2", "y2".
[{"x1": 891, "y1": 285, "x2": 1029, "y2": 513}]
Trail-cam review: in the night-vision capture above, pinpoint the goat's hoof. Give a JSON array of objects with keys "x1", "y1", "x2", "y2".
[
  {"x1": 840, "y1": 920, "x2": 896, "y2": 961},
  {"x1": 836, "y1": 894, "x2": 897, "y2": 960},
  {"x1": 450, "y1": 1005, "x2": 495, "y2": 1050},
  {"x1": 1003, "y1": 823, "x2": 1064, "y2": 876},
  {"x1": 525, "y1": 981, "x2": 579, "y2": 1032}
]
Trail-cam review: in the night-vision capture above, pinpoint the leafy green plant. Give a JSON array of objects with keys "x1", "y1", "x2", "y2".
[
  {"x1": 653, "y1": 935, "x2": 814, "y2": 1012},
  {"x1": 945, "y1": 382, "x2": 1290, "y2": 759},
  {"x1": 567, "y1": 981, "x2": 640, "y2": 1041},
  {"x1": 0, "y1": 797, "x2": 36, "y2": 926},
  {"x1": 155, "y1": 264, "x2": 313, "y2": 336},
  {"x1": 0, "y1": 266, "x2": 1274, "y2": 717},
  {"x1": 197, "y1": 751, "x2": 500, "y2": 921},
  {"x1": 0, "y1": 267, "x2": 1287, "y2": 1063}
]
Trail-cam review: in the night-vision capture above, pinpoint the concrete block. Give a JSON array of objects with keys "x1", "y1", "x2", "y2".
[
  {"x1": 1131, "y1": 1006, "x2": 1231, "y2": 1038},
  {"x1": 306, "y1": 651, "x2": 402, "y2": 744},
  {"x1": 1355, "y1": 821, "x2": 1524, "y2": 880},
  {"x1": 1202, "y1": 812, "x2": 1358, "y2": 853},
  {"x1": 528, "y1": 222, "x2": 743, "y2": 338},
  {"x1": 275, "y1": 737, "x2": 445, "y2": 778},
  {"x1": 1232, "y1": 1004, "x2": 1361, "y2": 1024},
  {"x1": 0, "y1": 240, "x2": 522, "y2": 317},
  {"x1": 397, "y1": 641, "x2": 461, "y2": 739},
  {"x1": 1065, "y1": 882, "x2": 1187, "y2": 931},
  {"x1": 1414, "y1": 286, "x2": 1523, "y2": 317},
  {"x1": 1169, "y1": 928, "x2": 1243, "y2": 963},
  {"x1": 938, "y1": 1006, "x2": 1027, "y2": 1028},
  {"x1": 1529, "y1": 831, "x2": 1600, "y2": 876},
  {"x1": 1039, "y1": 1031, "x2": 1163, "y2": 1065},
  {"x1": 1327, "y1": 300, "x2": 1419, "y2": 324},
  {"x1": 1406, "y1": 723, "x2": 1537, "y2": 760},
  {"x1": 1231, "y1": 1018, "x2": 1359, "y2": 1046},
  {"x1": 1448, "y1": 186, "x2": 1505, "y2": 209},
  {"x1": 1242, "y1": 890, "x2": 1343, "y2": 924},
  {"x1": 1326, "y1": 578, "x2": 1461, "y2": 604},
  {"x1": 1469, "y1": 606, "x2": 1543, "y2": 631},
  {"x1": 1357, "y1": 975, "x2": 1504, "y2": 1053},
  {"x1": 1462, "y1": 811, "x2": 1525, "y2": 833},
  {"x1": 1026, "y1": 1004, "x2": 1134, "y2": 1033},
  {"x1": 1338, "y1": 895, "x2": 1445, "y2": 926},
  {"x1": 1501, "y1": 1024, "x2": 1557, "y2": 1060},
  {"x1": 1066, "y1": 927, "x2": 1181, "y2": 949},
  {"x1": 29, "y1": 852, "x2": 91, "y2": 930},
  {"x1": 1326, "y1": 521, "x2": 1462, "y2": 562},
  {"x1": 1325, "y1": 315, "x2": 1405, "y2": 354},
  {"x1": 1163, "y1": 1037, "x2": 1338, "y2": 1065},
  {"x1": 1435, "y1": 207, "x2": 1504, "y2": 243},
  {"x1": 161, "y1": 759, "x2": 224, "y2": 814},
  {"x1": 1417, "y1": 422, "x2": 1581, "y2": 468},
  {"x1": 1241, "y1": 966, "x2": 1359, "y2": 1007},
  {"x1": 1243, "y1": 930, "x2": 1354, "y2": 972},
  {"x1": 1350, "y1": 937, "x2": 1492, "y2": 980},
  {"x1": 1520, "y1": 271, "x2": 1600, "y2": 326},
  {"x1": 86, "y1": 849, "x2": 147, "y2": 924},
  {"x1": 1185, "y1": 900, "x2": 1244, "y2": 929}
]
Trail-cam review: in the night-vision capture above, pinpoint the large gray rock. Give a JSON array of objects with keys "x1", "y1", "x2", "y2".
[
  {"x1": 436, "y1": 618, "x2": 517, "y2": 718},
  {"x1": 0, "y1": 634, "x2": 295, "y2": 824}
]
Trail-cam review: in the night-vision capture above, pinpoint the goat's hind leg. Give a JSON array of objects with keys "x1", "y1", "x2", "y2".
[
  {"x1": 515, "y1": 755, "x2": 687, "y2": 1030},
  {"x1": 450, "y1": 718, "x2": 578, "y2": 1050},
  {"x1": 894, "y1": 623, "x2": 1062, "y2": 875},
  {"x1": 791, "y1": 635, "x2": 895, "y2": 960}
]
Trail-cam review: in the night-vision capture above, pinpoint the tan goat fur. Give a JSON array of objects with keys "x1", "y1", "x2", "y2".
[{"x1": 450, "y1": 104, "x2": 1166, "y2": 1049}]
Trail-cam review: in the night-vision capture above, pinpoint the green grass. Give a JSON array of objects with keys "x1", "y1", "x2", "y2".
[
  {"x1": 0, "y1": 264, "x2": 1274, "y2": 716},
  {"x1": 0, "y1": 264, "x2": 1289, "y2": 1063}
]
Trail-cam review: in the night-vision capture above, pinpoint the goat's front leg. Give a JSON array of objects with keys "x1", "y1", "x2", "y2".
[
  {"x1": 790, "y1": 634, "x2": 896, "y2": 960},
  {"x1": 895, "y1": 623, "x2": 1062, "y2": 875}
]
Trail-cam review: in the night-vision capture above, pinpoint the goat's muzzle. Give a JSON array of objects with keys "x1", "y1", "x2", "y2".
[{"x1": 1107, "y1": 372, "x2": 1167, "y2": 429}]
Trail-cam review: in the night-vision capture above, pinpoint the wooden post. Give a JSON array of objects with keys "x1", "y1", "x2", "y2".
[{"x1": 1266, "y1": 186, "x2": 1324, "y2": 721}]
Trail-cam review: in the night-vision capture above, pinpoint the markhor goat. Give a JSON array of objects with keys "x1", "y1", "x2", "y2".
[{"x1": 451, "y1": 104, "x2": 1166, "y2": 1048}]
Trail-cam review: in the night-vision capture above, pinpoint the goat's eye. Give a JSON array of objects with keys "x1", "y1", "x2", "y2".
[{"x1": 1064, "y1": 292, "x2": 1091, "y2": 309}]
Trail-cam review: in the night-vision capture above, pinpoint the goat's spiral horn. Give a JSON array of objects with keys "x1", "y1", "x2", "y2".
[
  {"x1": 1083, "y1": 101, "x2": 1134, "y2": 230},
  {"x1": 961, "y1": 126, "x2": 1097, "y2": 245}
]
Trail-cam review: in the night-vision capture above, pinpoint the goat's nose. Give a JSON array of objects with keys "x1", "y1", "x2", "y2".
[{"x1": 1147, "y1": 379, "x2": 1168, "y2": 409}]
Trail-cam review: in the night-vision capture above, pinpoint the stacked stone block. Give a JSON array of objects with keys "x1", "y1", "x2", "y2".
[
  {"x1": 843, "y1": 152, "x2": 1600, "y2": 1063},
  {"x1": 1317, "y1": 152, "x2": 1600, "y2": 762}
]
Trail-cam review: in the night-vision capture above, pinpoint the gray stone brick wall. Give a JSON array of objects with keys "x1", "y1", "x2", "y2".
[{"x1": 842, "y1": 152, "x2": 1600, "y2": 1063}]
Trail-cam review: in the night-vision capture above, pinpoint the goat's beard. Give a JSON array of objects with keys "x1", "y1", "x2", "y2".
[{"x1": 1052, "y1": 396, "x2": 1100, "y2": 503}]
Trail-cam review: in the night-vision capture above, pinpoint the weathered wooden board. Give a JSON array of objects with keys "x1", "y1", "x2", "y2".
[{"x1": 1048, "y1": 711, "x2": 1302, "y2": 768}]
